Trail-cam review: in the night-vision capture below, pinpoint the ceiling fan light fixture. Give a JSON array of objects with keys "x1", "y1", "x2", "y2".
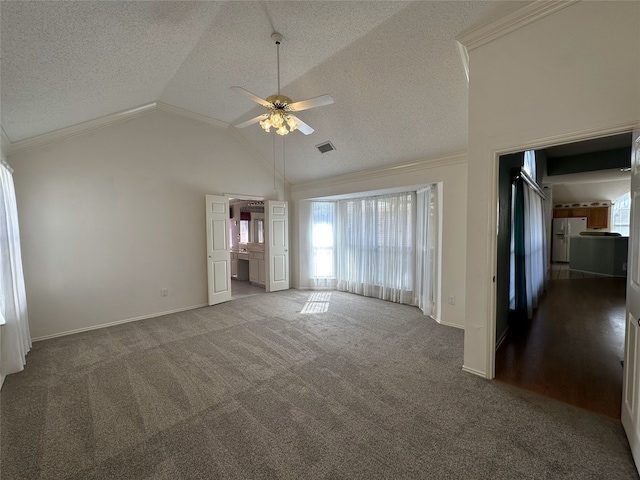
[
  {"x1": 271, "y1": 112, "x2": 283, "y2": 126},
  {"x1": 286, "y1": 116, "x2": 299, "y2": 130},
  {"x1": 259, "y1": 118, "x2": 272, "y2": 132},
  {"x1": 260, "y1": 109, "x2": 299, "y2": 135},
  {"x1": 230, "y1": 32, "x2": 333, "y2": 136}
]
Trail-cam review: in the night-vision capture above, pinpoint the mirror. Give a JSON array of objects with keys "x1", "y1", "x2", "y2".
[
  {"x1": 255, "y1": 219, "x2": 265, "y2": 244},
  {"x1": 239, "y1": 220, "x2": 250, "y2": 244}
]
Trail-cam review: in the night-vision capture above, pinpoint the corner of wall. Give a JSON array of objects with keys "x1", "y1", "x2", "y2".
[{"x1": 1, "y1": 126, "x2": 10, "y2": 160}]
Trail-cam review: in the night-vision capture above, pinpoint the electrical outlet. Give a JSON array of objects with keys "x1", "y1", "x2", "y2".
[
  {"x1": 160, "y1": 288, "x2": 168, "y2": 297},
  {"x1": 448, "y1": 295, "x2": 455, "y2": 305}
]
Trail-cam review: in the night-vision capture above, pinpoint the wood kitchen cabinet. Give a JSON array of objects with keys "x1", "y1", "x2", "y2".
[
  {"x1": 571, "y1": 208, "x2": 588, "y2": 218},
  {"x1": 553, "y1": 206, "x2": 609, "y2": 229},
  {"x1": 553, "y1": 208, "x2": 587, "y2": 218},
  {"x1": 587, "y1": 207, "x2": 609, "y2": 229}
]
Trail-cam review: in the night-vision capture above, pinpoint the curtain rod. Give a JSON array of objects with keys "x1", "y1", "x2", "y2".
[{"x1": 511, "y1": 167, "x2": 545, "y2": 200}]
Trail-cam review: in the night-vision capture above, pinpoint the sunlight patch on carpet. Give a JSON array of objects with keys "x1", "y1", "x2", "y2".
[{"x1": 301, "y1": 292, "x2": 332, "y2": 314}]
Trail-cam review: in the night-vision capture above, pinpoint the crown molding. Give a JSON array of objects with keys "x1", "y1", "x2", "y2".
[
  {"x1": 494, "y1": 121, "x2": 639, "y2": 157},
  {"x1": 5, "y1": 102, "x2": 158, "y2": 156},
  {"x1": 457, "y1": 0, "x2": 578, "y2": 52},
  {"x1": 456, "y1": 40, "x2": 469, "y2": 84},
  {"x1": 155, "y1": 102, "x2": 228, "y2": 129},
  {"x1": 3, "y1": 101, "x2": 233, "y2": 156},
  {"x1": 291, "y1": 151, "x2": 467, "y2": 194}
]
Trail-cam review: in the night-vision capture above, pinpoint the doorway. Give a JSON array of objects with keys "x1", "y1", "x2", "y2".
[
  {"x1": 494, "y1": 133, "x2": 632, "y2": 419},
  {"x1": 229, "y1": 198, "x2": 266, "y2": 298},
  {"x1": 226, "y1": 197, "x2": 290, "y2": 297}
]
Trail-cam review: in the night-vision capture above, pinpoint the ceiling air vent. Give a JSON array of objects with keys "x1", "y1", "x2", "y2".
[{"x1": 316, "y1": 141, "x2": 335, "y2": 154}]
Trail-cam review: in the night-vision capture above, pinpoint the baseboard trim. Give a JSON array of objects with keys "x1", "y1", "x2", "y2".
[
  {"x1": 462, "y1": 365, "x2": 488, "y2": 378},
  {"x1": 0, "y1": 373, "x2": 5, "y2": 391},
  {"x1": 438, "y1": 319, "x2": 464, "y2": 330},
  {"x1": 495, "y1": 328, "x2": 508, "y2": 350},
  {"x1": 296, "y1": 286, "x2": 336, "y2": 291},
  {"x1": 32, "y1": 303, "x2": 208, "y2": 342}
]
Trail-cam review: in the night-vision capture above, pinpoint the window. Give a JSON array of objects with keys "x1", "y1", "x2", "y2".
[
  {"x1": 255, "y1": 219, "x2": 264, "y2": 243},
  {"x1": 612, "y1": 192, "x2": 631, "y2": 236},
  {"x1": 311, "y1": 202, "x2": 335, "y2": 280},
  {"x1": 336, "y1": 192, "x2": 415, "y2": 303},
  {"x1": 308, "y1": 187, "x2": 438, "y2": 315},
  {"x1": 523, "y1": 150, "x2": 536, "y2": 179}
]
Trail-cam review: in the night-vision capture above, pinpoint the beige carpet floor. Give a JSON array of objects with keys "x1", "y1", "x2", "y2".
[{"x1": 1, "y1": 289, "x2": 637, "y2": 479}]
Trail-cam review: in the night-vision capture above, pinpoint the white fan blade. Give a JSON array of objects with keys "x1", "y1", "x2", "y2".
[
  {"x1": 232, "y1": 113, "x2": 268, "y2": 128},
  {"x1": 291, "y1": 115, "x2": 314, "y2": 135},
  {"x1": 230, "y1": 86, "x2": 272, "y2": 108},
  {"x1": 288, "y1": 94, "x2": 334, "y2": 112}
]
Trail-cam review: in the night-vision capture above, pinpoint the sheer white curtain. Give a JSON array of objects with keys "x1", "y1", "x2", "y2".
[
  {"x1": 0, "y1": 160, "x2": 31, "y2": 378},
  {"x1": 414, "y1": 185, "x2": 438, "y2": 316},
  {"x1": 336, "y1": 192, "x2": 415, "y2": 304},
  {"x1": 523, "y1": 184, "x2": 546, "y2": 318}
]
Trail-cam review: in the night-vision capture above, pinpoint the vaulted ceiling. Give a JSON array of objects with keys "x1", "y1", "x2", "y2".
[{"x1": 1, "y1": 1, "x2": 524, "y2": 184}]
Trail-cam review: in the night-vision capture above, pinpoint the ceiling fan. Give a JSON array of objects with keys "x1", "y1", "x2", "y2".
[{"x1": 230, "y1": 33, "x2": 334, "y2": 136}]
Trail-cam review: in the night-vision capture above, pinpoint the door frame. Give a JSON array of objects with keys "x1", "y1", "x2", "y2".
[
  {"x1": 222, "y1": 194, "x2": 291, "y2": 295},
  {"x1": 488, "y1": 123, "x2": 638, "y2": 379}
]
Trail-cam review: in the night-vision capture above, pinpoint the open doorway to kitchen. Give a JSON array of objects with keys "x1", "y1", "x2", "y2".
[{"x1": 494, "y1": 133, "x2": 632, "y2": 419}]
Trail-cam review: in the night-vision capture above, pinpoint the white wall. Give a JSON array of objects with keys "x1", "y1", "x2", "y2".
[
  {"x1": 290, "y1": 153, "x2": 468, "y2": 328},
  {"x1": 464, "y1": 1, "x2": 640, "y2": 376},
  {"x1": 10, "y1": 110, "x2": 283, "y2": 339}
]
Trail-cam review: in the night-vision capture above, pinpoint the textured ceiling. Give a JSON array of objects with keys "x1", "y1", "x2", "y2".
[{"x1": 1, "y1": 1, "x2": 525, "y2": 184}]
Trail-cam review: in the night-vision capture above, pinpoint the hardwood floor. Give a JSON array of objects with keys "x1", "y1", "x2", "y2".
[{"x1": 495, "y1": 264, "x2": 626, "y2": 420}]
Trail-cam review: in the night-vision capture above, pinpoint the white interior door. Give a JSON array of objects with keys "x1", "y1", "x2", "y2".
[
  {"x1": 205, "y1": 194, "x2": 232, "y2": 305},
  {"x1": 622, "y1": 130, "x2": 640, "y2": 470},
  {"x1": 265, "y1": 200, "x2": 289, "y2": 293}
]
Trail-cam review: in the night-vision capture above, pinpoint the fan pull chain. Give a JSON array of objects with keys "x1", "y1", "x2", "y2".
[
  {"x1": 276, "y1": 40, "x2": 281, "y2": 96},
  {"x1": 273, "y1": 133, "x2": 276, "y2": 191}
]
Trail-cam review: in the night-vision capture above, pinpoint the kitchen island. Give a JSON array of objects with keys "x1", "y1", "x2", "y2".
[{"x1": 569, "y1": 234, "x2": 628, "y2": 277}]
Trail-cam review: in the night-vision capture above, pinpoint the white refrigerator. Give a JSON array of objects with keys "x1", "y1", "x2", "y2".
[{"x1": 552, "y1": 217, "x2": 587, "y2": 262}]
